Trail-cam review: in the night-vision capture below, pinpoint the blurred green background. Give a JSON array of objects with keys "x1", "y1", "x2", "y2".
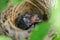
[
  {"x1": 0, "y1": 0, "x2": 8, "y2": 12},
  {"x1": 0, "y1": 0, "x2": 24, "y2": 12},
  {"x1": 0, "y1": 0, "x2": 60, "y2": 40}
]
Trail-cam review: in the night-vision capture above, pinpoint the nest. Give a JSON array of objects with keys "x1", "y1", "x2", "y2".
[{"x1": 0, "y1": 0, "x2": 50, "y2": 40}]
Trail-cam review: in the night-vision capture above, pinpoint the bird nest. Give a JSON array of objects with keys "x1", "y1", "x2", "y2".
[{"x1": 0, "y1": 0, "x2": 50, "y2": 40}]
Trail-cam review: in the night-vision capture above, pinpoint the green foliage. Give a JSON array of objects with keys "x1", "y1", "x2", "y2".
[
  {"x1": 30, "y1": 21, "x2": 50, "y2": 40},
  {"x1": 0, "y1": 0, "x2": 24, "y2": 12},
  {"x1": 50, "y1": 0, "x2": 60, "y2": 40},
  {"x1": 53, "y1": 35, "x2": 60, "y2": 40},
  {"x1": 0, "y1": 0, "x2": 9, "y2": 12}
]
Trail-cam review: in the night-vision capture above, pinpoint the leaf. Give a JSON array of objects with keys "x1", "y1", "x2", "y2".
[
  {"x1": 0, "y1": 0, "x2": 9, "y2": 12},
  {"x1": 30, "y1": 21, "x2": 50, "y2": 40}
]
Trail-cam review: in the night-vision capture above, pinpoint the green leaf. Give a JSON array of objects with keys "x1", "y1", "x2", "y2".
[
  {"x1": 30, "y1": 21, "x2": 50, "y2": 40},
  {"x1": 0, "y1": 0, "x2": 9, "y2": 12}
]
